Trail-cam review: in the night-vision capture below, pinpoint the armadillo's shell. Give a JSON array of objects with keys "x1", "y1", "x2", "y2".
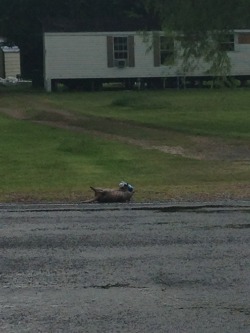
[{"x1": 91, "y1": 187, "x2": 134, "y2": 203}]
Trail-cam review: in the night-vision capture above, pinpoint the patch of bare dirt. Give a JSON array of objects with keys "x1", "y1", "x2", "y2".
[
  {"x1": 0, "y1": 107, "x2": 30, "y2": 120},
  {"x1": 1, "y1": 107, "x2": 250, "y2": 161}
]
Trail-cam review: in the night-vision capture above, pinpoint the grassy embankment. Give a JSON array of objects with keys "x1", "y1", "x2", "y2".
[{"x1": 0, "y1": 85, "x2": 249, "y2": 202}]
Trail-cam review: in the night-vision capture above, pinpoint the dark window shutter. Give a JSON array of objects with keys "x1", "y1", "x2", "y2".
[
  {"x1": 153, "y1": 33, "x2": 160, "y2": 67},
  {"x1": 128, "y1": 35, "x2": 135, "y2": 67},
  {"x1": 107, "y1": 36, "x2": 114, "y2": 67}
]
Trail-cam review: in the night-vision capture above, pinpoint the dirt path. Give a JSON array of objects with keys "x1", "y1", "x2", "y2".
[{"x1": 1, "y1": 107, "x2": 250, "y2": 161}]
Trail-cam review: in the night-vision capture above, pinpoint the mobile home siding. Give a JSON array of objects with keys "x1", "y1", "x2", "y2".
[
  {"x1": 44, "y1": 30, "x2": 250, "y2": 91},
  {"x1": 230, "y1": 32, "x2": 250, "y2": 75},
  {"x1": 44, "y1": 31, "x2": 171, "y2": 88},
  {"x1": 45, "y1": 33, "x2": 109, "y2": 78}
]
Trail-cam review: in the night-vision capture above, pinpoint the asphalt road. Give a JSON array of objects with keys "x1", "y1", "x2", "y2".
[{"x1": 1, "y1": 201, "x2": 250, "y2": 333}]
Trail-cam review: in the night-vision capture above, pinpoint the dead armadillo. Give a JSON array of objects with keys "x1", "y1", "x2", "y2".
[{"x1": 84, "y1": 182, "x2": 134, "y2": 203}]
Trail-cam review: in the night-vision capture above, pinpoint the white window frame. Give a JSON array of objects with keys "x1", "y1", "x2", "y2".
[{"x1": 160, "y1": 36, "x2": 175, "y2": 65}]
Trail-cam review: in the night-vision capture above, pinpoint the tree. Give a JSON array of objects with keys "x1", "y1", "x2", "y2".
[{"x1": 147, "y1": 0, "x2": 250, "y2": 82}]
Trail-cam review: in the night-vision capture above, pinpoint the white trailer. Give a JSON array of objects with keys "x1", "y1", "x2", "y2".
[{"x1": 43, "y1": 29, "x2": 250, "y2": 91}]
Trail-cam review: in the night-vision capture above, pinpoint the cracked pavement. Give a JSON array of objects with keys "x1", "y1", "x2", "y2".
[{"x1": 1, "y1": 202, "x2": 250, "y2": 332}]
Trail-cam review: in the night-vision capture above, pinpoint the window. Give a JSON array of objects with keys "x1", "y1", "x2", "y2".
[
  {"x1": 219, "y1": 34, "x2": 234, "y2": 51},
  {"x1": 160, "y1": 36, "x2": 174, "y2": 65},
  {"x1": 107, "y1": 35, "x2": 135, "y2": 68},
  {"x1": 113, "y1": 37, "x2": 128, "y2": 60},
  {"x1": 238, "y1": 33, "x2": 250, "y2": 44}
]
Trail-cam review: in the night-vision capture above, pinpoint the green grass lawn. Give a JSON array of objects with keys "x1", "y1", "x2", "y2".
[
  {"x1": 0, "y1": 85, "x2": 249, "y2": 202},
  {"x1": 48, "y1": 89, "x2": 250, "y2": 139}
]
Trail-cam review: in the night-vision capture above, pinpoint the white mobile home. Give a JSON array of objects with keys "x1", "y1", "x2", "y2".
[
  {"x1": 43, "y1": 26, "x2": 250, "y2": 91},
  {"x1": 0, "y1": 46, "x2": 21, "y2": 79}
]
